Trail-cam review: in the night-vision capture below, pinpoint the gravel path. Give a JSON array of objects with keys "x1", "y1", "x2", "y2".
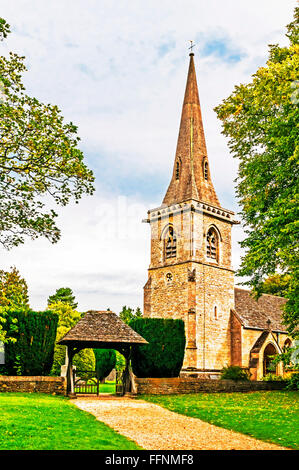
[{"x1": 72, "y1": 396, "x2": 288, "y2": 450}]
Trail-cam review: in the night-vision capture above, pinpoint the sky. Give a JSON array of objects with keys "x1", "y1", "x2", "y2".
[{"x1": 0, "y1": 0, "x2": 297, "y2": 313}]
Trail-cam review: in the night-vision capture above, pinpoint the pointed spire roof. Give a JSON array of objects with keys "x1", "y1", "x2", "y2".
[{"x1": 163, "y1": 53, "x2": 220, "y2": 207}]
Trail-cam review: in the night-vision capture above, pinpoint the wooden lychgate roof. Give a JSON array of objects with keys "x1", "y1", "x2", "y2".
[{"x1": 58, "y1": 310, "x2": 148, "y2": 347}]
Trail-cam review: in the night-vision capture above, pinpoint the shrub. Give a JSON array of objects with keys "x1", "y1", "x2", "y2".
[
  {"x1": 286, "y1": 373, "x2": 299, "y2": 390},
  {"x1": 1, "y1": 309, "x2": 58, "y2": 375},
  {"x1": 129, "y1": 318, "x2": 186, "y2": 378},
  {"x1": 220, "y1": 365, "x2": 251, "y2": 381},
  {"x1": 262, "y1": 373, "x2": 285, "y2": 382},
  {"x1": 94, "y1": 349, "x2": 116, "y2": 381}
]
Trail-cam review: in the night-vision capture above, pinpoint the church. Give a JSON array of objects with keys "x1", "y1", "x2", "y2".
[{"x1": 143, "y1": 52, "x2": 292, "y2": 380}]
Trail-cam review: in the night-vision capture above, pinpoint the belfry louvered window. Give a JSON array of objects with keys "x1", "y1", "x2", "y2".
[
  {"x1": 176, "y1": 160, "x2": 180, "y2": 180},
  {"x1": 206, "y1": 228, "x2": 218, "y2": 261},
  {"x1": 204, "y1": 161, "x2": 208, "y2": 180},
  {"x1": 164, "y1": 226, "x2": 177, "y2": 259}
]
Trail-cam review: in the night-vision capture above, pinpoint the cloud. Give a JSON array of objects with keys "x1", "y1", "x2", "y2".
[{"x1": 0, "y1": 0, "x2": 297, "y2": 311}]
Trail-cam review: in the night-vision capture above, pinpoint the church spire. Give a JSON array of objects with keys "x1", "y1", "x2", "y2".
[{"x1": 163, "y1": 53, "x2": 220, "y2": 207}]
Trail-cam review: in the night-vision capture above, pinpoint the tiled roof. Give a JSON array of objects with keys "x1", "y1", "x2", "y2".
[{"x1": 234, "y1": 288, "x2": 287, "y2": 332}]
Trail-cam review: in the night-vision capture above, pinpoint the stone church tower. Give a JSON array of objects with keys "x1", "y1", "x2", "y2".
[{"x1": 143, "y1": 52, "x2": 238, "y2": 374}]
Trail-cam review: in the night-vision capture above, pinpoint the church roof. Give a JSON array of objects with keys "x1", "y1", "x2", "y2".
[
  {"x1": 234, "y1": 288, "x2": 287, "y2": 333},
  {"x1": 58, "y1": 310, "x2": 148, "y2": 347},
  {"x1": 163, "y1": 53, "x2": 220, "y2": 207}
]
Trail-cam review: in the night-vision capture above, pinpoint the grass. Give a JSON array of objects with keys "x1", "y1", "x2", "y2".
[
  {"x1": 140, "y1": 391, "x2": 299, "y2": 449},
  {"x1": 0, "y1": 393, "x2": 141, "y2": 450},
  {"x1": 99, "y1": 382, "x2": 116, "y2": 394}
]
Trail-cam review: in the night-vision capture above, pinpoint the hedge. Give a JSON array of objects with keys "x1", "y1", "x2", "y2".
[
  {"x1": 129, "y1": 318, "x2": 186, "y2": 378},
  {"x1": 94, "y1": 349, "x2": 116, "y2": 381},
  {"x1": 0, "y1": 309, "x2": 58, "y2": 376}
]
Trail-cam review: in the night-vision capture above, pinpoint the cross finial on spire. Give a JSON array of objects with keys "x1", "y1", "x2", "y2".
[{"x1": 188, "y1": 40, "x2": 196, "y2": 55}]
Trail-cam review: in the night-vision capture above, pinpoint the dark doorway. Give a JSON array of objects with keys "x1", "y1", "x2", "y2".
[{"x1": 263, "y1": 343, "x2": 277, "y2": 376}]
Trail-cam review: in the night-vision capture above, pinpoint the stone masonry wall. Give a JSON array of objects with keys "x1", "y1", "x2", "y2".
[
  {"x1": 0, "y1": 376, "x2": 66, "y2": 395},
  {"x1": 134, "y1": 377, "x2": 286, "y2": 395},
  {"x1": 144, "y1": 203, "x2": 235, "y2": 371}
]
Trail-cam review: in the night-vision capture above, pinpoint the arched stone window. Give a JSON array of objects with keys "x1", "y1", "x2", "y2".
[
  {"x1": 164, "y1": 226, "x2": 177, "y2": 259},
  {"x1": 206, "y1": 227, "x2": 219, "y2": 261}
]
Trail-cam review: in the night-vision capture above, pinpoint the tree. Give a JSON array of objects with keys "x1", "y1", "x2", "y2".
[
  {"x1": 119, "y1": 306, "x2": 143, "y2": 325},
  {"x1": 214, "y1": 8, "x2": 299, "y2": 337},
  {"x1": 0, "y1": 267, "x2": 29, "y2": 344},
  {"x1": 0, "y1": 18, "x2": 94, "y2": 249},
  {"x1": 0, "y1": 266, "x2": 29, "y2": 308},
  {"x1": 260, "y1": 273, "x2": 291, "y2": 298},
  {"x1": 94, "y1": 349, "x2": 116, "y2": 382},
  {"x1": 48, "y1": 302, "x2": 95, "y2": 376},
  {"x1": 47, "y1": 287, "x2": 77, "y2": 309}
]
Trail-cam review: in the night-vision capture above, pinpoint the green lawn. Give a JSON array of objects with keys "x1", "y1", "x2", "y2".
[
  {"x1": 0, "y1": 393, "x2": 141, "y2": 450},
  {"x1": 99, "y1": 382, "x2": 116, "y2": 394},
  {"x1": 140, "y1": 391, "x2": 299, "y2": 449}
]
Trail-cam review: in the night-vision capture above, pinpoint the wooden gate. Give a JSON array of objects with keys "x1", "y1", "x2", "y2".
[
  {"x1": 73, "y1": 370, "x2": 100, "y2": 395},
  {"x1": 73, "y1": 370, "x2": 122, "y2": 395}
]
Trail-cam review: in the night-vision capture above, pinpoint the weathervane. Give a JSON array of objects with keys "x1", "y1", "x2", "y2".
[{"x1": 189, "y1": 40, "x2": 196, "y2": 53}]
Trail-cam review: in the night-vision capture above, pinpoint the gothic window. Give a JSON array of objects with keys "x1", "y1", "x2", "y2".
[
  {"x1": 206, "y1": 227, "x2": 218, "y2": 261},
  {"x1": 176, "y1": 160, "x2": 180, "y2": 180},
  {"x1": 204, "y1": 161, "x2": 208, "y2": 180},
  {"x1": 164, "y1": 226, "x2": 177, "y2": 259}
]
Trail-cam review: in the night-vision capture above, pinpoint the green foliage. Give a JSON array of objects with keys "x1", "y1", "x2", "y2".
[
  {"x1": 0, "y1": 267, "x2": 29, "y2": 344},
  {"x1": 129, "y1": 318, "x2": 186, "y2": 378},
  {"x1": 49, "y1": 302, "x2": 95, "y2": 376},
  {"x1": 286, "y1": 373, "x2": 299, "y2": 390},
  {"x1": 119, "y1": 306, "x2": 143, "y2": 324},
  {"x1": 0, "y1": 18, "x2": 94, "y2": 249},
  {"x1": 0, "y1": 267, "x2": 29, "y2": 309},
  {"x1": 262, "y1": 373, "x2": 285, "y2": 382},
  {"x1": 271, "y1": 339, "x2": 299, "y2": 371},
  {"x1": 94, "y1": 349, "x2": 116, "y2": 381},
  {"x1": 115, "y1": 350, "x2": 126, "y2": 373},
  {"x1": 0, "y1": 309, "x2": 58, "y2": 375},
  {"x1": 220, "y1": 365, "x2": 251, "y2": 381},
  {"x1": 48, "y1": 287, "x2": 77, "y2": 309},
  {"x1": 260, "y1": 273, "x2": 291, "y2": 298},
  {"x1": 214, "y1": 8, "x2": 299, "y2": 337},
  {"x1": 0, "y1": 18, "x2": 10, "y2": 40}
]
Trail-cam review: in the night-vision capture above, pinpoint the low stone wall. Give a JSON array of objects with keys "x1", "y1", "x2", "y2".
[
  {"x1": 134, "y1": 377, "x2": 286, "y2": 395},
  {"x1": 0, "y1": 376, "x2": 66, "y2": 395}
]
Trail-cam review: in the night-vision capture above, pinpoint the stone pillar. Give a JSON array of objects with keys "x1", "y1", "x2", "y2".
[{"x1": 66, "y1": 346, "x2": 76, "y2": 397}]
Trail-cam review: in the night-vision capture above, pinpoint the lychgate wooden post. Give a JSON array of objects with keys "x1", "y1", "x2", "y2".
[{"x1": 66, "y1": 346, "x2": 74, "y2": 395}]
